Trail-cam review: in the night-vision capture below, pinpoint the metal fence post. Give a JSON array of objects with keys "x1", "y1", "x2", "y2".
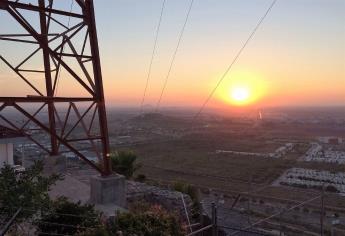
[
  {"x1": 212, "y1": 203, "x2": 218, "y2": 236},
  {"x1": 247, "y1": 175, "x2": 252, "y2": 225},
  {"x1": 279, "y1": 206, "x2": 283, "y2": 236},
  {"x1": 320, "y1": 185, "x2": 325, "y2": 236},
  {"x1": 201, "y1": 208, "x2": 204, "y2": 236}
]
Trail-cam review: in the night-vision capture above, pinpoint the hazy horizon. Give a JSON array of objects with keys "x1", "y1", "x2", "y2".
[{"x1": 1, "y1": 0, "x2": 344, "y2": 111}]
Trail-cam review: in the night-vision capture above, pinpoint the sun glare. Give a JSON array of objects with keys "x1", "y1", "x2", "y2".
[
  {"x1": 231, "y1": 87, "x2": 250, "y2": 102},
  {"x1": 216, "y1": 70, "x2": 266, "y2": 106}
]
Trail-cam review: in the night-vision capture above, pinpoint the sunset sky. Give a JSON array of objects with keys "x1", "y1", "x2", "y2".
[{"x1": 1, "y1": 0, "x2": 344, "y2": 109}]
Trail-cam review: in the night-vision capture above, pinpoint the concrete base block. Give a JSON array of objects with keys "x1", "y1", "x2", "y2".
[{"x1": 90, "y1": 175, "x2": 127, "y2": 207}]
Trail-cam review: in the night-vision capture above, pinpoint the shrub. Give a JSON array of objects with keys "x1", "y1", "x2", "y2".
[
  {"x1": 35, "y1": 197, "x2": 102, "y2": 236},
  {"x1": 108, "y1": 203, "x2": 186, "y2": 236},
  {"x1": 172, "y1": 181, "x2": 200, "y2": 220},
  {"x1": 0, "y1": 161, "x2": 61, "y2": 220},
  {"x1": 173, "y1": 182, "x2": 198, "y2": 203},
  {"x1": 110, "y1": 151, "x2": 141, "y2": 178}
]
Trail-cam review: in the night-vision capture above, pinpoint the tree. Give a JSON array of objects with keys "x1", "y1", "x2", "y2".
[
  {"x1": 0, "y1": 161, "x2": 60, "y2": 220},
  {"x1": 110, "y1": 151, "x2": 141, "y2": 178},
  {"x1": 35, "y1": 197, "x2": 102, "y2": 236},
  {"x1": 108, "y1": 202, "x2": 186, "y2": 236}
]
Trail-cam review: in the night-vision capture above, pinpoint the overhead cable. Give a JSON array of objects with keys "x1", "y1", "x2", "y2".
[
  {"x1": 194, "y1": 0, "x2": 278, "y2": 119},
  {"x1": 155, "y1": 0, "x2": 195, "y2": 111}
]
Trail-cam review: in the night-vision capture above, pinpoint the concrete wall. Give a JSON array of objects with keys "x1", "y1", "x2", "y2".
[{"x1": 0, "y1": 143, "x2": 14, "y2": 169}]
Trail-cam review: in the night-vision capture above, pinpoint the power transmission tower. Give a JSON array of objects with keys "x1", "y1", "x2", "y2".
[{"x1": 0, "y1": 0, "x2": 111, "y2": 176}]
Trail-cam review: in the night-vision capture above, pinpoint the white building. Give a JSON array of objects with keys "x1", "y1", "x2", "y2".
[{"x1": 0, "y1": 125, "x2": 25, "y2": 168}]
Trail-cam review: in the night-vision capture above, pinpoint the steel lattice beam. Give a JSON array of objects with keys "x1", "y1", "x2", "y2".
[{"x1": 0, "y1": 0, "x2": 112, "y2": 176}]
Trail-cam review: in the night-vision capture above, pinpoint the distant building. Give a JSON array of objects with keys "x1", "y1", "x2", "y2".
[
  {"x1": 318, "y1": 136, "x2": 341, "y2": 145},
  {"x1": 329, "y1": 138, "x2": 339, "y2": 145},
  {"x1": 0, "y1": 125, "x2": 25, "y2": 168}
]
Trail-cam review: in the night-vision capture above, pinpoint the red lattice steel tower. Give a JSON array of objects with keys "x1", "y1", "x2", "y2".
[{"x1": 0, "y1": 0, "x2": 111, "y2": 176}]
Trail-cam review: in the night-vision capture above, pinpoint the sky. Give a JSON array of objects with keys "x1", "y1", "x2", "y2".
[{"x1": 0, "y1": 0, "x2": 344, "y2": 110}]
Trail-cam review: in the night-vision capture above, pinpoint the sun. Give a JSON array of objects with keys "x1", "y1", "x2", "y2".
[
  {"x1": 215, "y1": 70, "x2": 266, "y2": 106},
  {"x1": 231, "y1": 87, "x2": 250, "y2": 103}
]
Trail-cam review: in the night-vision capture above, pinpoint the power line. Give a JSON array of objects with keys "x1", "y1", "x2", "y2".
[
  {"x1": 140, "y1": 0, "x2": 166, "y2": 114},
  {"x1": 193, "y1": 0, "x2": 278, "y2": 119},
  {"x1": 54, "y1": 0, "x2": 74, "y2": 96},
  {"x1": 155, "y1": 0, "x2": 194, "y2": 111}
]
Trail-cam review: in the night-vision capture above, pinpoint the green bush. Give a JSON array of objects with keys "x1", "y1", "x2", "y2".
[
  {"x1": 108, "y1": 203, "x2": 186, "y2": 236},
  {"x1": 172, "y1": 181, "x2": 200, "y2": 220},
  {"x1": 173, "y1": 182, "x2": 198, "y2": 202},
  {"x1": 0, "y1": 161, "x2": 61, "y2": 220},
  {"x1": 35, "y1": 197, "x2": 102, "y2": 236},
  {"x1": 110, "y1": 151, "x2": 141, "y2": 178}
]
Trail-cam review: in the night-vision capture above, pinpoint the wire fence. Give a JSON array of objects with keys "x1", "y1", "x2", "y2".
[
  {"x1": 0, "y1": 204, "x2": 102, "y2": 236},
  {"x1": 188, "y1": 185, "x2": 345, "y2": 236},
  {"x1": 2, "y1": 183, "x2": 345, "y2": 236}
]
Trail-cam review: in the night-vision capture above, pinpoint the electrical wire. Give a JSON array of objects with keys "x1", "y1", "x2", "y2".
[
  {"x1": 140, "y1": 0, "x2": 166, "y2": 114},
  {"x1": 155, "y1": 0, "x2": 194, "y2": 111},
  {"x1": 193, "y1": 0, "x2": 278, "y2": 119},
  {"x1": 54, "y1": 0, "x2": 75, "y2": 96}
]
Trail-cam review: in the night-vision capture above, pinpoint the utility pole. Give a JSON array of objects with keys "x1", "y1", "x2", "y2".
[
  {"x1": 212, "y1": 202, "x2": 218, "y2": 236},
  {"x1": 0, "y1": 0, "x2": 111, "y2": 176},
  {"x1": 320, "y1": 185, "x2": 325, "y2": 236},
  {"x1": 85, "y1": 0, "x2": 111, "y2": 175},
  {"x1": 247, "y1": 175, "x2": 252, "y2": 225},
  {"x1": 38, "y1": 0, "x2": 58, "y2": 155},
  {"x1": 279, "y1": 206, "x2": 283, "y2": 236}
]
